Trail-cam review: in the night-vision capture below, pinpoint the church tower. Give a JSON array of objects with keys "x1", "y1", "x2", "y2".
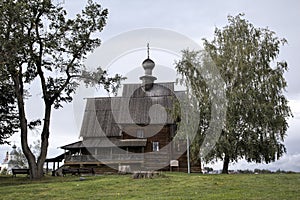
[
  {"x1": 139, "y1": 44, "x2": 157, "y2": 91},
  {"x1": 9, "y1": 144, "x2": 18, "y2": 161}
]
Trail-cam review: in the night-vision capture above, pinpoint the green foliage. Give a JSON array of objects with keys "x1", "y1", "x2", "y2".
[
  {"x1": 0, "y1": 0, "x2": 123, "y2": 109},
  {"x1": 174, "y1": 50, "x2": 227, "y2": 165},
  {"x1": 0, "y1": 0, "x2": 124, "y2": 179},
  {"x1": 176, "y1": 14, "x2": 292, "y2": 173},
  {"x1": 0, "y1": 168, "x2": 8, "y2": 175},
  {"x1": 0, "y1": 68, "x2": 19, "y2": 144}
]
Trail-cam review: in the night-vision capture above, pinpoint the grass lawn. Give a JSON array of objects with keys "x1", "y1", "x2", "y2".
[{"x1": 0, "y1": 172, "x2": 299, "y2": 199}]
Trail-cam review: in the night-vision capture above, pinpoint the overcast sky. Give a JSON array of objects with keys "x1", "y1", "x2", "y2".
[{"x1": 1, "y1": 0, "x2": 300, "y2": 172}]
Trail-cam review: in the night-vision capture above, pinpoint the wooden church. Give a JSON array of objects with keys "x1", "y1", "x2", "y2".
[{"x1": 59, "y1": 50, "x2": 200, "y2": 174}]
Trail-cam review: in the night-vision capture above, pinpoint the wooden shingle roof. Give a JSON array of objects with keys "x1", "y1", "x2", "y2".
[{"x1": 79, "y1": 82, "x2": 184, "y2": 138}]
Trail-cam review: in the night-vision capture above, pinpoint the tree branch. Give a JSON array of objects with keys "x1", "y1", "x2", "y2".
[{"x1": 34, "y1": 7, "x2": 48, "y2": 102}]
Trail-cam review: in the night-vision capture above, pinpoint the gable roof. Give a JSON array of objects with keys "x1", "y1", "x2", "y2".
[{"x1": 79, "y1": 82, "x2": 184, "y2": 138}]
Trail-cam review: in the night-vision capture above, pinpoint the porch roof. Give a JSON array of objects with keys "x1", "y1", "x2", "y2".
[
  {"x1": 60, "y1": 138, "x2": 147, "y2": 149},
  {"x1": 45, "y1": 152, "x2": 65, "y2": 162}
]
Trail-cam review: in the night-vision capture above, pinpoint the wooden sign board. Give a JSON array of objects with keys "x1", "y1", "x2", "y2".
[{"x1": 170, "y1": 160, "x2": 179, "y2": 167}]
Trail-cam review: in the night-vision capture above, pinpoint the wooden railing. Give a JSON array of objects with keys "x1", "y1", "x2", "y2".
[{"x1": 65, "y1": 154, "x2": 144, "y2": 162}]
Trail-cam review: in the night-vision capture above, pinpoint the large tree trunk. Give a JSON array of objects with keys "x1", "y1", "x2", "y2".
[
  {"x1": 29, "y1": 104, "x2": 51, "y2": 179},
  {"x1": 20, "y1": 119, "x2": 40, "y2": 179},
  {"x1": 222, "y1": 154, "x2": 230, "y2": 174},
  {"x1": 27, "y1": 160, "x2": 45, "y2": 179},
  {"x1": 36, "y1": 103, "x2": 52, "y2": 179},
  {"x1": 24, "y1": 106, "x2": 51, "y2": 179},
  {"x1": 12, "y1": 72, "x2": 51, "y2": 179},
  {"x1": 12, "y1": 73, "x2": 38, "y2": 179}
]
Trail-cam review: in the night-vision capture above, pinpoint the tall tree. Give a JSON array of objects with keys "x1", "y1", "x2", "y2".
[
  {"x1": 176, "y1": 14, "x2": 292, "y2": 174},
  {"x1": 174, "y1": 50, "x2": 226, "y2": 173},
  {"x1": 0, "y1": 0, "x2": 123, "y2": 179}
]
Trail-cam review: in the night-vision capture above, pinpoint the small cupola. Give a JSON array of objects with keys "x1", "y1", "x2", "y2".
[
  {"x1": 10, "y1": 144, "x2": 17, "y2": 155},
  {"x1": 139, "y1": 43, "x2": 157, "y2": 91}
]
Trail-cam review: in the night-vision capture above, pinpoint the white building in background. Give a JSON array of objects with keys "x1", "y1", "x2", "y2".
[{"x1": 0, "y1": 144, "x2": 20, "y2": 174}]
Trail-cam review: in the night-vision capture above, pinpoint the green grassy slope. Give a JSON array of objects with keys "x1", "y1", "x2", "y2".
[{"x1": 0, "y1": 173, "x2": 299, "y2": 200}]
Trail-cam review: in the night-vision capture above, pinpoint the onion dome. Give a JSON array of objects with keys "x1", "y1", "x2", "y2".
[
  {"x1": 142, "y1": 58, "x2": 155, "y2": 74},
  {"x1": 10, "y1": 144, "x2": 17, "y2": 155},
  {"x1": 140, "y1": 44, "x2": 157, "y2": 91}
]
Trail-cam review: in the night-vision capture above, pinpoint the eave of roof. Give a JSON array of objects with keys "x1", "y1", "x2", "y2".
[
  {"x1": 45, "y1": 152, "x2": 66, "y2": 162},
  {"x1": 60, "y1": 138, "x2": 147, "y2": 149}
]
